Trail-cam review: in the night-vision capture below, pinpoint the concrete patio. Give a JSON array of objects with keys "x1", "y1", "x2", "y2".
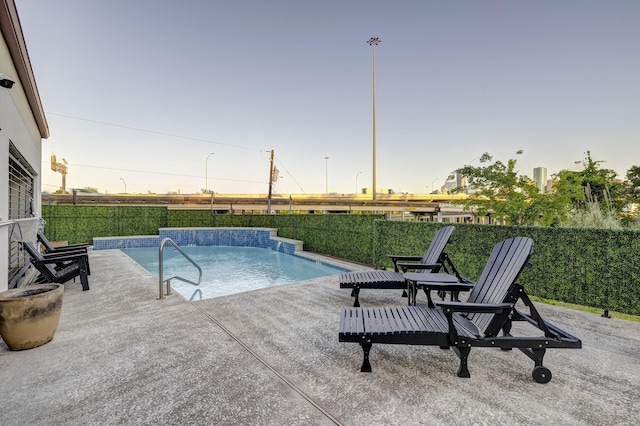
[{"x1": 1, "y1": 249, "x2": 639, "y2": 425}]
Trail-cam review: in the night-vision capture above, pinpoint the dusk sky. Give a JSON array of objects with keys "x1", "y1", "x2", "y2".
[{"x1": 16, "y1": 0, "x2": 640, "y2": 195}]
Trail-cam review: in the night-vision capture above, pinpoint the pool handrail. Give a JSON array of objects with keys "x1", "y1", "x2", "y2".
[{"x1": 158, "y1": 237, "x2": 203, "y2": 300}]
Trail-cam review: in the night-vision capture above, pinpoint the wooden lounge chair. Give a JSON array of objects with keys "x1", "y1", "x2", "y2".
[
  {"x1": 339, "y1": 237, "x2": 582, "y2": 383},
  {"x1": 22, "y1": 242, "x2": 90, "y2": 291},
  {"x1": 37, "y1": 231, "x2": 91, "y2": 274},
  {"x1": 339, "y1": 226, "x2": 465, "y2": 307}
]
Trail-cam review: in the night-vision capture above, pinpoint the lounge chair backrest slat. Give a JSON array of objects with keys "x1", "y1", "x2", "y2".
[
  {"x1": 465, "y1": 237, "x2": 534, "y2": 333},
  {"x1": 22, "y1": 242, "x2": 44, "y2": 261},
  {"x1": 419, "y1": 226, "x2": 455, "y2": 273},
  {"x1": 22, "y1": 242, "x2": 58, "y2": 280},
  {"x1": 37, "y1": 231, "x2": 53, "y2": 251}
]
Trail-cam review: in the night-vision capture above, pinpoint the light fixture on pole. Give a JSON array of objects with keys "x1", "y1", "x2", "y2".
[
  {"x1": 355, "y1": 171, "x2": 362, "y2": 194},
  {"x1": 367, "y1": 36, "x2": 381, "y2": 200},
  {"x1": 120, "y1": 178, "x2": 127, "y2": 194},
  {"x1": 205, "y1": 152, "x2": 215, "y2": 193},
  {"x1": 324, "y1": 157, "x2": 330, "y2": 194}
]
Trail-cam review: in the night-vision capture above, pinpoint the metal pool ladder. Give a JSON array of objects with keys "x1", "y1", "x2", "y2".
[{"x1": 158, "y1": 238, "x2": 203, "y2": 300}]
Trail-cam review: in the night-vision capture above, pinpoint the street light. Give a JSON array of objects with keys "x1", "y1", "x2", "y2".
[
  {"x1": 120, "y1": 178, "x2": 127, "y2": 194},
  {"x1": 368, "y1": 36, "x2": 381, "y2": 200},
  {"x1": 324, "y1": 157, "x2": 330, "y2": 194},
  {"x1": 466, "y1": 156, "x2": 482, "y2": 167},
  {"x1": 355, "y1": 171, "x2": 362, "y2": 194},
  {"x1": 205, "y1": 152, "x2": 215, "y2": 193}
]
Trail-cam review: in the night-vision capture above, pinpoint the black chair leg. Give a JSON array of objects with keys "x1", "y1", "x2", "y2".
[
  {"x1": 79, "y1": 257, "x2": 90, "y2": 291},
  {"x1": 360, "y1": 341, "x2": 372, "y2": 372},
  {"x1": 453, "y1": 346, "x2": 471, "y2": 378}
]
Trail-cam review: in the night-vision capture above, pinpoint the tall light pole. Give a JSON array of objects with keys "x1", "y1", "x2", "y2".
[
  {"x1": 466, "y1": 156, "x2": 482, "y2": 167},
  {"x1": 205, "y1": 152, "x2": 215, "y2": 193},
  {"x1": 324, "y1": 156, "x2": 330, "y2": 194},
  {"x1": 120, "y1": 178, "x2": 127, "y2": 194},
  {"x1": 355, "y1": 171, "x2": 362, "y2": 194},
  {"x1": 368, "y1": 36, "x2": 381, "y2": 200}
]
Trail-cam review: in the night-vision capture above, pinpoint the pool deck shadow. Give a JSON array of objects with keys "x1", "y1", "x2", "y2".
[{"x1": 1, "y1": 249, "x2": 639, "y2": 425}]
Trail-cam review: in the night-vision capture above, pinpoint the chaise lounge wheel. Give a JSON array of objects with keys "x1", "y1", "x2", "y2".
[{"x1": 532, "y1": 366, "x2": 552, "y2": 383}]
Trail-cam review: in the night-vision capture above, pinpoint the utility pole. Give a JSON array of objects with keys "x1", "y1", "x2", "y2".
[
  {"x1": 267, "y1": 150, "x2": 275, "y2": 214},
  {"x1": 205, "y1": 152, "x2": 215, "y2": 193}
]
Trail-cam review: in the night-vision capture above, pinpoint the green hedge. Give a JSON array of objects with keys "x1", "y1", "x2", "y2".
[
  {"x1": 41, "y1": 205, "x2": 640, "y2": 315},
  {"x1": 41, "y1": 205, "x2": 167, "y2": 243},
  {"x1": 168, "y1": 212, "x2": 381, "y2": 265},
  {"x1": 374, "y1": 222, "x2": 640, "y2": 316},
  {"x1": 42, "y1": 206, "x2": 381, "y2": 266}
]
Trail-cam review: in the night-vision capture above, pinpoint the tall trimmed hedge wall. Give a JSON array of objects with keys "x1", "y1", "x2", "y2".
[
  {"x1": 42, "y1": 206, "x2": 381, "y2": 265},
  {"x1": 41, "y1": 205, "x2": 167, "y2": 243},
  {"x1": 374, "y1": 222, "x2": 640, "y2": 316},
  {"x1": 41, "y1": 205, "x2": 640, "y2": 315},
  {"x1": 167, "y1": 210, "x2": 381, "y2": 264}
]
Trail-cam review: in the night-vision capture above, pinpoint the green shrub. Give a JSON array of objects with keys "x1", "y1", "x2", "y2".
[{"x1": 41, "y1": 205, "x2": 640, "y2": 315}]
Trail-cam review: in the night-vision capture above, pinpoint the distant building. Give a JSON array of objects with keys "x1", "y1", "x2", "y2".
[
  {"x1": 442, "y1": 176, "x2": 459, "y2": 193},
  {"x1": 456, "y1": 172, "x2": 466, "y2": 190},
  {"x1": 533, "y1": 167, "x2": 548, "y2": 193},
  {"x1": 547, "y1": 178, "x2": 555, "y2": 192},
  {"x1": 440, "y1": 171, "x2": 465, "y2": 193}
]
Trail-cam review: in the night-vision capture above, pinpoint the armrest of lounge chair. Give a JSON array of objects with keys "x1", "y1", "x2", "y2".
[
  {"x1": 41, "y1": 249, "x2": 87, "y2": 258},
  {"x1": 32, "y1": 252, "x2": 88, "y2": 265},
  {"x1": 416, "y1": 281, "x2": 475, "y2": 292},
  {"x1": 396, "y1": 262, "x2": 440, "y2": 273},
  {"x1": 41, "y1": 249, "x2": 88, "y2": 261},
  {"x1": 389, "y1": 255, "x2": 423, "y2": 272},
  {"x1": 437, "y1": 301, "x2": 513, "y2": 314},
  {"x1": 46, "y1": 244, "x2": 89, "y2": 252},
  {"x1": 388, "y1": 255, "x2": 422, "y2": 262}
]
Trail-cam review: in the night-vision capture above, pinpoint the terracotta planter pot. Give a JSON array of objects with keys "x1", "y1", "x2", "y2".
[{"x1": 0, "y1": 284, "x2": 64, "y2": 350}]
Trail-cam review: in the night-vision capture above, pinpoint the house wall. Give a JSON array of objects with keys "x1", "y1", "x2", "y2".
[{"x1": 1, "y1": 29, "x2": 43, "y2": 291}]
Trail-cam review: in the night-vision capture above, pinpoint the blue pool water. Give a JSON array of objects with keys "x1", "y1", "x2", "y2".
[{"x1": 121, "y1": 246, "x2": 345, "y2": 300}]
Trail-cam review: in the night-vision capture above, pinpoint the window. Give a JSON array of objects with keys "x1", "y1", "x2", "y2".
[
  {"x1": 7, "y1": 142, "x2": 37, "y2": 288},
  {"x1": 8, "y1": 142, "x2": 35, "y2": 219}
]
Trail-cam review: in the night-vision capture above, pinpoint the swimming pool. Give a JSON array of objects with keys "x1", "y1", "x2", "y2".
[{"x1": 121, "y1": 246, "x2": 345, "y2": 300}]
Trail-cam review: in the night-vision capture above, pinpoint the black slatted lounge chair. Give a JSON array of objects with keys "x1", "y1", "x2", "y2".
[
  {"x1": 339, "y1": 237, "x2": 581, "y2": 383},
  {"x1": 339, "y1": 226, "x2": 466, "y2": 307},
  {"x1": 37, "y1": 231, "x2": 89, "y2": 253},
  {"x1": 37, "y1": 231, "x2": 91, "y2": 275},
  {"x1": 22, "y1": 242, "x2": 90, "y2": 291}
]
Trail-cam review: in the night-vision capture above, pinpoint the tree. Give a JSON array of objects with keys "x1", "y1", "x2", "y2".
[
  {"x1": 624, "y1": 165, "x2": 640, "y2": 204},
  {"x1": 452, "y1": 151, "x2": 565, "y2": 226},
  {"x1": 552, "y1": 151, "x2": 623, "y2": 211}
]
